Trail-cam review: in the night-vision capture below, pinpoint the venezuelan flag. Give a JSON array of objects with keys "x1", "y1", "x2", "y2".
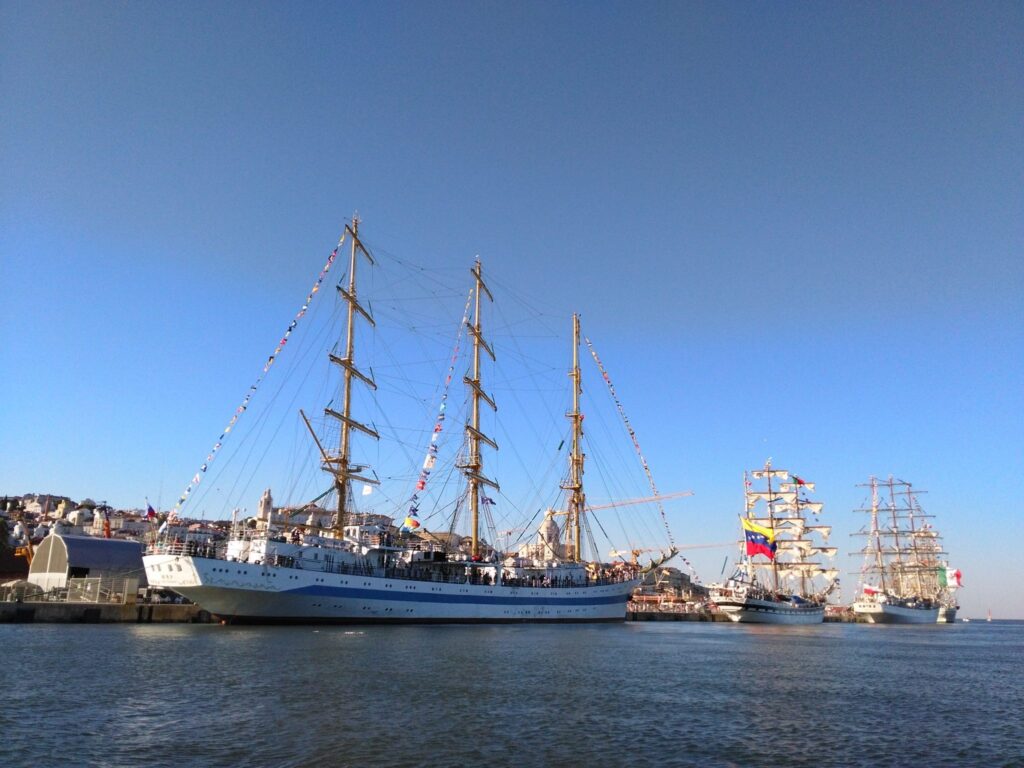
[{"x1": 741, "y1": 517, "x2": 777, "y2": 560}]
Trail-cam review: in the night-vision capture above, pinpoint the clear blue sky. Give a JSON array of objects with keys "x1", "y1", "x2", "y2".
[{"x1": 2, "y1": 2, "x2": 1021, "y2": 617}]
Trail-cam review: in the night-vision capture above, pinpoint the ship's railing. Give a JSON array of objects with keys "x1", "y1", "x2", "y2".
[
  {"x1": 265, "y1": 554, "x2": 376, "y2": 577},
  {"x1": 0, "y1": 577, "x2": 140, "y2": 605},
  {"x1": 262, "y1": 553, "x2": 634, "y2": 588},
  {"x1": 147, "y1": 540, "x2": 221, "y2": 559},
  {"x1": 65, "y1": 577, "x2": 140, "y2": 604}
]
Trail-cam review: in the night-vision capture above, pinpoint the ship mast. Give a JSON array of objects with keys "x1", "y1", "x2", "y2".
[
  {"x1": 742, "y1": 471, "x2": 754, "y2": 582},
  {"x1": 903, "y1": 481, "x2": 925, "y2": 597},
  {"x1": 905, "y1": 484, "x2": 941, "y2": 598},
  {"x1": 560, "y1": 314, "x2": 585, "y2": 562},
  {"x1": 324, "y1": 218, "x2": 378, "y2": 537},
  {"x1": 463, "y1": 259, "x2": 499, "y2": 559},
  {"x1": 886, "y1": 476, "x2": 907, "y2": 595},
  {"x1": 766, "y1": 461, "x2": 780, "y2": 592},
  {"x1": 798, "y1": 496, "x2": 809, "y2": 598},
  {"x1": 871, "y1": 477, "x2": 887, "y2": 592}
]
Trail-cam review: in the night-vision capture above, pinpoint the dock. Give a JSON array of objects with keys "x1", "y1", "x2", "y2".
[
  {"x1": 628, "y1": 608, "x2": 859, "y2": 623},
  {"x1": 0, "y1": 601, "x2": 214, "y2": 624},
  {"x1": 628, "y1": 609, "x2": 728, "y2": 621},
  {"x1": 3, "y1": 602, "x2": 856, "y2": 624}
]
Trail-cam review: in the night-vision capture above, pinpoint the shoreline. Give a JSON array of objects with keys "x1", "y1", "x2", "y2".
[
  {"x1": 0, "y1": 601, "x2": 213, "y2": 624},
  {"x1": 1, "y1": 601, "x2": 869, "y2": 624}
]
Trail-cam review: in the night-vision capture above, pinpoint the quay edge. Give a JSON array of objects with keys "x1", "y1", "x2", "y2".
[{"x1": 0, "y1": 601, "x2": 213, "y2": 624}]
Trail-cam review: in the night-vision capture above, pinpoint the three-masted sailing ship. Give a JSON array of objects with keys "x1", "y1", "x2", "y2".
[
  {"x1": 709, "y1": 460, "x2": 838, "y2": 623},
  {"x1": 851, "y1": 476, "x2": 954, "y2": 624},
  {"x1": 143, "y1": 222, "x2": 662, "y2": 623}
]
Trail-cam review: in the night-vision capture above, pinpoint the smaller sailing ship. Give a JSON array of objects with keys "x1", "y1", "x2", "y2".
[
  {"x1": 913, "y1": 522, "x2": 962, "y2": 623},
  {"x1": 710, "y1": 461, "x2": 838, "y2": 624},
  {"x1": 852, "y1": 476, "x2": 943, "y2": 624}
]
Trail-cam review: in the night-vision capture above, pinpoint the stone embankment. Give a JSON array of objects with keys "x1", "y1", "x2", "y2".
[{"x1": 0, "y1": 601, "x2": 213, "y2": 623}]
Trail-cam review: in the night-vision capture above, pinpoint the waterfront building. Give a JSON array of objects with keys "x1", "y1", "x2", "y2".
[{"x1": 28, "y1": 533, "x2": 146, "y2": 592}]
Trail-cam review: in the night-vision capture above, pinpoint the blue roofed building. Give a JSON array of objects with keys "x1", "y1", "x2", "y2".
[{"x1": 28, "y1": 533, "x2": 146, "y2": 592}]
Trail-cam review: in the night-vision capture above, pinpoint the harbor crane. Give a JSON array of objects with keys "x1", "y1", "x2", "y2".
[
  {"x1": 497, "y1": 490, "x2": 694, "y2": 541},
  {"x1": 608, "y1": 547, "x2": 668, "y2": 566},
  {"x1": 9, "y1": 510, "x2": 35, "y2": 566}
]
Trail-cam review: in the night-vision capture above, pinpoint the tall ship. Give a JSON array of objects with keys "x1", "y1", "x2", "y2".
[
  {"x1": 709, "y1": 461, "x2": 838, "y2": 624},
  {"x1": 144, "y1": 222, "x2": 674, "y2": 623},
  {"x1": 913, "y1": 519, "x2": 963, "y2": 623},
  {"x1": 851, "y1": 476, "x2": 949, "y2": 624}
]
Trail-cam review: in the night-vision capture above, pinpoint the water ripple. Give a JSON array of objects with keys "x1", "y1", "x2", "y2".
[{"x1": 2, "y1": 622, "x2": 1022, "y2": 767}]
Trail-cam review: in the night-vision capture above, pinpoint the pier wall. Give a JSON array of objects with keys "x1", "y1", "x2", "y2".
[
  {"x1": 628, "y1": 610, "x2": 729, "y2": 621},
  {"x1": 0, "y1": 601, "x2": 213, "y2": 624},
  {"x1": 628, "y1": 610, "x2": 856, "y2": 622},
  {"x1": 2, "y1": 603, "x2": 852, "y2": 624}
]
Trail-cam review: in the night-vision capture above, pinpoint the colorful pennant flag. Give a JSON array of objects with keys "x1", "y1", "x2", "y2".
[
  {"x1": 586, "y1": 336, "x2": 687, "y2": 573},
  {"x1": 400, "y1": 288, "x2": 474, "y2": 531},
  {"x1": 169, "y1": 236, "x2": 344, "y2": 518}
]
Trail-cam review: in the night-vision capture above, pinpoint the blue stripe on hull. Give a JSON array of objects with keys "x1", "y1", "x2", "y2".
[
  {"x1": 283, "y1": 583, "x2": 629, "y2": 607},
  {"x1": 220, "y1": 615, "x2": 626, "y2": 625}
]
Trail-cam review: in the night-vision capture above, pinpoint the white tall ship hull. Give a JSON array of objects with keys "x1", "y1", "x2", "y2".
[
  {"x1": 937, "y1": 606, "x2": 958, "y2": 623},
  {"x1": 853, "y1": 600, "x2": 940, "y2": 624},
  {"x1": 144, "y1": 554, "x2": 636, "y2": 623},
  {"x1": 711, "y1": 594, "x2": 824, "y2": 624}
]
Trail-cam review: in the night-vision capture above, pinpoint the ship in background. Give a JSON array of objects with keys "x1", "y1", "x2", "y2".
[
  {"x1": 913, "y1": 518, "x2": 963, "y2": 623},
  {"x1": 144, "y1": 221, "x2": 676, "y2": 623},
  {"x1": 851, "y1": 476, "x2": 958, "y2": 624},
  {"x1": 709, "y1": 461, "x2": 838, "y2": 624}
]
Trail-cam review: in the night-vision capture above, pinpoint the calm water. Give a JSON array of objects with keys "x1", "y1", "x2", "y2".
[{"x1": 2, "y1": 620, "x2": 1022, "y2": 767}]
